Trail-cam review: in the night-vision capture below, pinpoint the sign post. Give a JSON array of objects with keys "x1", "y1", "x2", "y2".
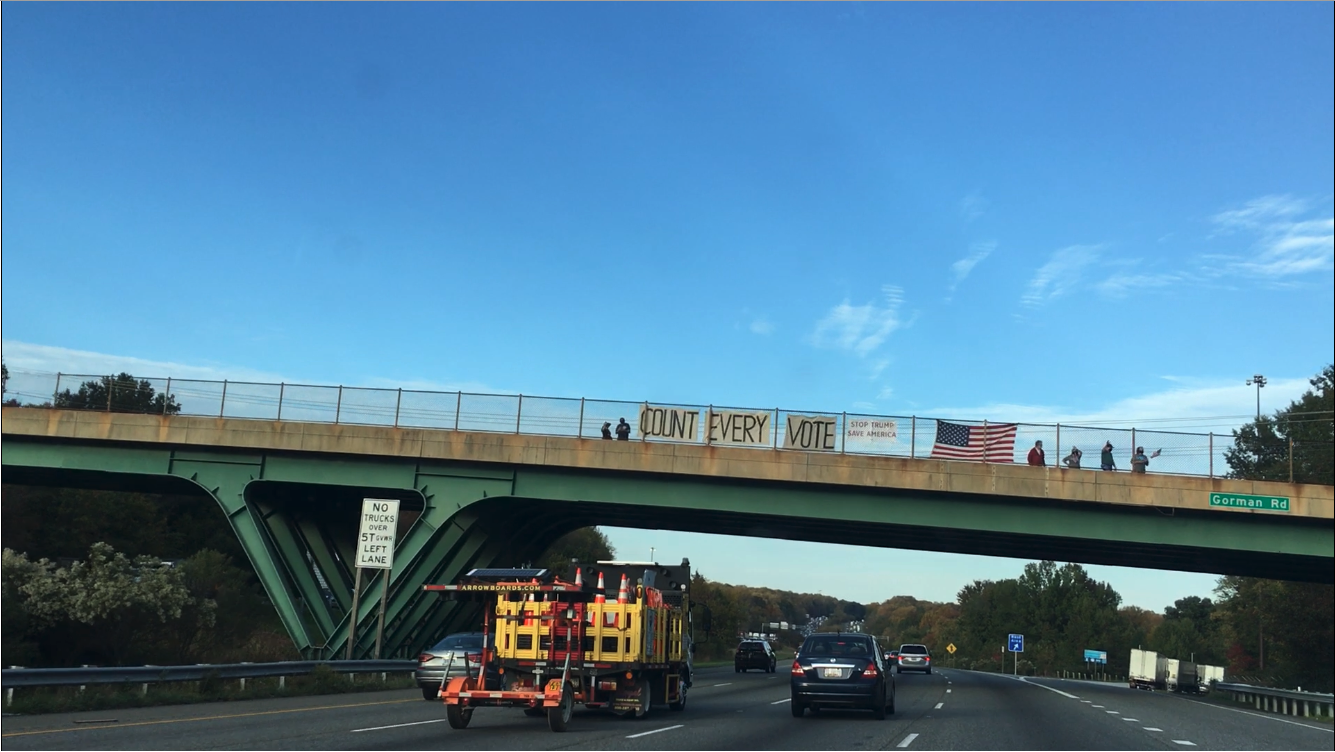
[
  {"x1": 1008, "y1": 633, "x2": 1024, "y2": 676},
  {"x1": 346, "y1": 498, "x2": 400, "y2": 660}
]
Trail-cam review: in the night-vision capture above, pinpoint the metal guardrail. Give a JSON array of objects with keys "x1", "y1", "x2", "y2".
[
  {"x1": 1, "y1": 659, "x2": 416, "y2": 689},
  {"x1": 1214, "y1": 681, "x2": 1334, "y2": 718},
  {"x1": 6, "y1": 369, "x2": 1328, "y2": 481}
]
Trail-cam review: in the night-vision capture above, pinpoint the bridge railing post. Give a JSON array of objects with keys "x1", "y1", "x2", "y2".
[
  {"x1": 220, "y1": 380, "x2": 228, "y2": 417},
  {"x1": 277, "y1": 383, "x2": 286, "y2": 421},
  {"x1": 982, "y1": 419, "x2": 988, "y2": 463},
  {"x1": 911, "y1": 416, "x2": 916, "y2": 459},
  {"x1": 164, "y1": 378, "x2": 172, "y2": 415},
  {"x1": 454, "y1": 392, "x2": 462, "y2": 431},
  {"x1": 1056, "y1": 423, "x2": 1060, "y2": 466},
  {"x1": 516, "y1": 395, "x2": 523, "y2": 434},
  {"x1": 335, "y1": 386, "x2": 343, "y2": 424},
  {"x1": 577, "y1": 397, "x2": 585, "y2": 438},
  {"x1": 841, "y1": 411, "x2": 847, "y2": 454},
  {"x1": 1209, "y1": 433, "x2": 1213, "y2": 478},
  {"x1": 773, "y1": 409, "x2": 780, "y2": 449},
  {"x1": 52, "y1": 373, "x2": 62, "y2": 406},
  {"x1": 394, "y1": 388, "x2": 402, "y2": 428}
]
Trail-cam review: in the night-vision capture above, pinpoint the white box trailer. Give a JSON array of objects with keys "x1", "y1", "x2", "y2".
[
  {"x1": 1129, "y1": 649, "x2": 1167, "y2": 690},
  {"x1": 1198, "y1": 664, "x2": 1225, "y2": 691}
]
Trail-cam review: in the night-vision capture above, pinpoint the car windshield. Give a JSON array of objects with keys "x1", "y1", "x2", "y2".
[
  {"x1": 804, "y1": 638, "x2": 872, "y2": 657},
  {"x1": 899, "y1": 645, "x2": 929, "y2": 654},
  {"x1": 739, "y1": 641, "x2": 765, "y2": 650},
  {"x1": 429, "y1": 634, "x2": 482, "y2": 652}
]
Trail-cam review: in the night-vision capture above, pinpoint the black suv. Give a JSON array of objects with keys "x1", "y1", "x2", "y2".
[
  {"x1": 790, "y1": 633, "x2": 895, "y2": 719},
  {"x1": 735, "y1": 639, "x2": 776, "y2": 673}
]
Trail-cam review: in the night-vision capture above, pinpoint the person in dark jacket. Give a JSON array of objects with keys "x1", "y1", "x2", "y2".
[
  {"x1": 1101, "y1": 442, "x2": 1117, "y2": 471},
  {"x1": 615, "y1": 418, "x2": 631, "y2": 440},
  {"x1": 601, "y1": 422, "x2": 613, "y2": 440},
  {"x1": 1027, "y1": 440, "x2": 1046, "y2": 466}
]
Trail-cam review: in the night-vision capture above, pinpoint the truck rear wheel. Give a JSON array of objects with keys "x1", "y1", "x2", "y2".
[
  {"x1": 446, "y1": 704, "x2": 472, "y2": 729},
  {"x1": 548, "y1": 685, "x2": 573, "y2": 732},
  {"x1": 669, "y1": 674, "x2": 688, "y2": 712}
]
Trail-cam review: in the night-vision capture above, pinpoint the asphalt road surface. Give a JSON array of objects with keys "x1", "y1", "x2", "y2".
[{"x1": 3, "y1": 668, "x2": 1331, "y2": 750}]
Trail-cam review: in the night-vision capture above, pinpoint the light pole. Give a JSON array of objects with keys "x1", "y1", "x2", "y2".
[{"x1": 1246, "y1": 374, "x2": 1267, "y2": 419}]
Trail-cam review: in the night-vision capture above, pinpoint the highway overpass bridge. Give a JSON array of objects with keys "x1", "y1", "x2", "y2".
[{"x1": 2, "y1": 406, "x2": 1331, "y2": 660}]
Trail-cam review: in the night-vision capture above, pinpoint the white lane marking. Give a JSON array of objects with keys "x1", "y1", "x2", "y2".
[
  {"x1": 1106, "y1": 710, "x2": 1120, "y2": 715},
  {"x1": 771, "y1": 698, "x2": 791, "y2": 705},
  {"x1": 946, "y1": 689, "x2": 952, "y2": 693},
  {"x1": 934, "y1": 702, "x2": 944, "y2": 709},
  {"x1": 712, "y1": 682, "x2": 732, "y2": 687},
  {"x1": 1172, "y1": 741, "x2": 1196, "y2": 747},
  {"x1": 1179, "y1": 696, "x2": 1335, "y2": 734},
  {"x1": 896, "y1": 732, "x2": 920, "y2": 748},
  {"x1": 1092, "y1": 705, "x2": 1105, "y2": 708},
  {"x1": 626, "y1": 724, "x2": 685, "y2": 739},
  {"x1": 1144, "y1": 727, "x2": 1163, "y2": 732},
  {"x1": 1081, "y1": 700, "x2": 1092, "y2": 703},
  {"x1": 1018, "y1": 677, "x2": 1080, "y2": 699},
  {"x1": 1123, "y1": 718, "x2": 1139, "y2": 722},
  {"x1": 352, "y1": 719, "x2": 448, "y2": 733}
]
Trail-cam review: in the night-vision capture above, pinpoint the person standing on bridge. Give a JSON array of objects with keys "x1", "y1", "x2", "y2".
[
  {"x1": 601, "y1": 422, "x2": 613, "y2": 439},
  {"x1": 615, "y1": 418, "x2": 631, "y2": 440},
  {"x1": 1027, "y1": 440, "x2": 1046, "y2": 466},
  {"x1": 1101, "y1": 442, "x2": 1117, "y2": 471},
  {"x1": 1063, "y1": 446, "x2": 1083, "y2": 469},
  {"x1": 1131, "y1": 447, "x2": 1150, "y2": 474}
]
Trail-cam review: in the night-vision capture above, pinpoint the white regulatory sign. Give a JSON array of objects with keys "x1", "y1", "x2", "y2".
[{"x1": 356, "y1": 498, "x2": 399, "y2": 570}]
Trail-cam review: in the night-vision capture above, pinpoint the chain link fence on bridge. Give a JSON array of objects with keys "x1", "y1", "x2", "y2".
[{"x1": 1, "y1": 369, "x2": 1325, "y2": 483}]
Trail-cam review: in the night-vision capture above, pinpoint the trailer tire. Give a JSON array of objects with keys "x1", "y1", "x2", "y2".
[
  {"x1": 670, "y1": 673, "x2": 688, "y2": 712},
  {"x1": 548, "y1": 685, "x2": 573, "y2": 732},
  {"x1": 446, "y1": 704, "x2": 472, "y2": 729}
]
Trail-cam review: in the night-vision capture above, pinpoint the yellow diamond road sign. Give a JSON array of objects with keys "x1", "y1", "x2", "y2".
[{"x1": 947, "y1": 643, "x2": 957, "y2": 654}]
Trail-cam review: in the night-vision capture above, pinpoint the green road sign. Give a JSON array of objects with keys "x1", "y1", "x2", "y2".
[{"x1": 1209, "y1": 493, "x2": 1290, "y2": 513}]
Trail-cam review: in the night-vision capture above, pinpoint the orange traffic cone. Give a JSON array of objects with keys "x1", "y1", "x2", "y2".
[
  {"x1": 617, "y1": 574, "x2": 630, "y2": 604},
  {"x1": 594, "y1": 572, "x2": 606, "y2": 604},
  {"x1": 574, "y1": 567, "x2": 583, "y2": 587}
]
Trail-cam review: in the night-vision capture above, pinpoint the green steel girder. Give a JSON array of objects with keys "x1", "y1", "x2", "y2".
[{"x1": 3, "y1": 435, "x2": 1331, "y2": 660}]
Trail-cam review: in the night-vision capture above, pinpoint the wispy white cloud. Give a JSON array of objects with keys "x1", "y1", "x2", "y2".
[
  {"x1": 1095, "y1": 270, "x2": 1186, "y2": 298},
  {"x1": 1020, "y1": 244, "x2": 1104, "y2": 308},
  {"x1": 809, "y1": 285, "x2": 908, "y2": 357},
  {"x1": 960, "y1": 192, "x2": 989, "y2": 224},
  {"x1": 749, "y1": 317, "x2": 775, "y2": 335},
  {"x1": 948, "y1": 241, "x2": 995, "y2": 297},
  {"x1": 1209, "y1": 195, "x2": 1334, "y2": 278},
  {"x1": 869, "y1": 358, "x2": 891, "y2": 380},
  {"x1": 0, "y1": 340, "x2": 507, "y2": 399},
  {"x1": 925, "y1": 376, "x2": 1313, "y2": 433}
]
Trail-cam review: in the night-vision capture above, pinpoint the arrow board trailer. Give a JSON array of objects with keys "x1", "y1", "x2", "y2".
[{"x1": 421, "y1": 559, "x2": 697, "y2": 732}]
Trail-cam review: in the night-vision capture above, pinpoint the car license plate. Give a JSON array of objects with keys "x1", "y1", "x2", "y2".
[{"x1": 821, "y1": 667, "x2": 843, "y2": 678}]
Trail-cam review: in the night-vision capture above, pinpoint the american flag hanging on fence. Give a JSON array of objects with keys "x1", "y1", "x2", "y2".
[{"x1": 930, "y1": 420, "x2": 1018, "y2": 462}]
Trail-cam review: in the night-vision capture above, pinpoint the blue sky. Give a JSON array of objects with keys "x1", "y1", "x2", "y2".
[{"x1": 3, "y1": 3, "x2": 1332, "y2": 612}]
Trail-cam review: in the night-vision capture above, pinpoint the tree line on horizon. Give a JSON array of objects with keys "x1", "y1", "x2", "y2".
[{"x1": 2, "y1": 365, "x2": 1330, "y2": 692}]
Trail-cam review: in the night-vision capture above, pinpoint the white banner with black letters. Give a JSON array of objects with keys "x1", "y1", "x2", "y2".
[{"x1": 706, "y1": 409, "x2": 773, "y2": 447}]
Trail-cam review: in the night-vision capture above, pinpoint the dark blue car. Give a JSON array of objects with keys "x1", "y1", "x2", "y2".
[{"x1": 790, "y1": 633, "x2": 895, "y2": 719}]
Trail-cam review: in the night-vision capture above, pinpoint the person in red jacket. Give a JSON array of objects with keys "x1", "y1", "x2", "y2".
[{"x1": 1027, "y1": 440, "x2": 1046, "y2": 466}]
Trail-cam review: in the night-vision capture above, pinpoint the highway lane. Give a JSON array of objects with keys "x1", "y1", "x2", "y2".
[
  {"x1": 1023, "y1": 676, "x2": 1333, "y2": 751},
  {"x1": 4, "y1": 667, "x2": 1327, "y2": 750}
]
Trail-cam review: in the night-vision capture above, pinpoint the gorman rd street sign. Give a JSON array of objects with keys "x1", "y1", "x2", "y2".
[{"x1": 1209, "y1": 493, "x2": 1290, "y2": 513}]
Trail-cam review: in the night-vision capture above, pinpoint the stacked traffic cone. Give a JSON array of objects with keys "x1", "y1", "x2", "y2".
[
  {"x1": 594, "y1": 572, "x2": 606, "y2": 603},
  {"x1": 616, "y1": 574, "x2": 630, "y2": 604}
]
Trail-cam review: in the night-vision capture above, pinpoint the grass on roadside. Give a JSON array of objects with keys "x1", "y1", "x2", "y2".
[{"x1": 4, "y1": 666, "x2": 417, "y2": 716}]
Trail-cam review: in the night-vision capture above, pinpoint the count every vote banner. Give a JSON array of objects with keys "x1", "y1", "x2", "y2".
[{"x1": 637, "y1": 404, "x2": 774, "y2": 447}]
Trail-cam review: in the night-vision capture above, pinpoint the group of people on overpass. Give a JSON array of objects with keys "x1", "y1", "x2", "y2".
[{"x1": 1027, "y1": 440, "x2": 1158, "y2": 473}]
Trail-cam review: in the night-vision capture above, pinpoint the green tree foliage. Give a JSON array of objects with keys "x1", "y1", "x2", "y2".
[
  {"x1": 534, "y1": 527, "x2": 616, "y2": 575},
  {"x1": 1225, "y1": 364, "x2": 1333, "y2": 485},
  {"x1": 53, "y1": 372, "x2": 181, "y2": 415},
  {"x1": 1150, "y1": 596, "x2": 1224, "y2": 665},
  {"x1": 1214, "y1": 576, "x2": 1333, "y2": 692},
  {"x1": 1, "y1": 485, "x2": 247, "y2": 564}
]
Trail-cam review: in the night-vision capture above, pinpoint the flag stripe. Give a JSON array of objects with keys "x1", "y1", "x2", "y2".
[{"x1": 930, "y1": 420, "x2": 1018, "y2": 462}]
